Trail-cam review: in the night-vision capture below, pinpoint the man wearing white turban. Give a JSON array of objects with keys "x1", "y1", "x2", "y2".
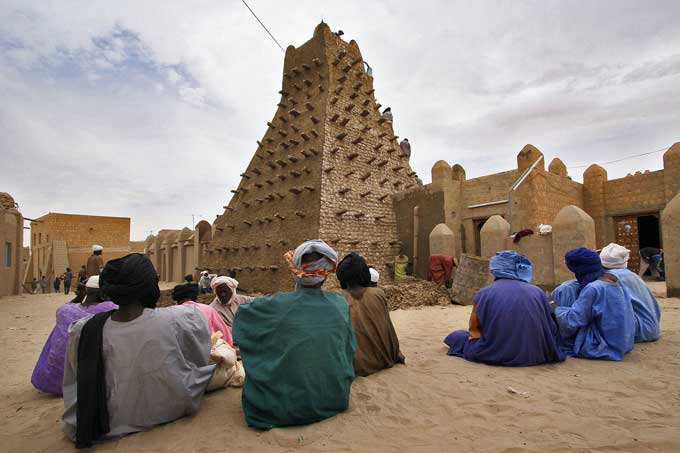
[
  {"x1": 209, "y1": 276, "x2": 254, "y2": 328},
  {"x1": 86, "y1": 245, "x2": 104, "y2": 278},
  {"x1": 232, "y1": 240, "x2": 356, "y2": 429},
  {"x1": 600, "y1": 243, "x2": 661, "y2": 342},
  {"x1": 368, "y1": 267, "x2": 380, "y2": 287}
]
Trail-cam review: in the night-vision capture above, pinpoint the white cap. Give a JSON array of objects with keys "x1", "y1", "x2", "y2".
[
  {"x1": 92, "y1": 244, "x2": 103, "y2": 252},
  {"x1": 369, "y1": 268, "x2": 380, "y2": 283},
  {"x1": 85, "y1": 275, "x2": 100, "y2": 289},
  {"x1": 600, "y1": 243, "x2": 630, "y2": 269}
]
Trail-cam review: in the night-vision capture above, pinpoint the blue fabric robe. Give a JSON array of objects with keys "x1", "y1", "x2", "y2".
[
  {"x1": 555, "y1": 279, "x2": 635, "y2": 360},
  {"x1": 552, "y1": 272, "x2": 660, "y2": 343},
  {"x1": 607, "y1": 268, "x2": 660, "y2": 342},
  {"x1": 233, "y1": 287, "x2": 356, "y2": 429},
  {"x1": 445, "y1": 279, "x2": 565, "y2": 366},
  {"x1": 552, "y1": 279, "x2": 581, "y2": 308}
]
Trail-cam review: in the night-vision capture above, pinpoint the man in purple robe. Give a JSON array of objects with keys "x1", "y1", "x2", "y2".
[
  {"x1": 444, "y1": 251, "x2": 565, "y2": 366},
  {"x1": 31, "y1": 276, "x2": 117, "y2": 395}
]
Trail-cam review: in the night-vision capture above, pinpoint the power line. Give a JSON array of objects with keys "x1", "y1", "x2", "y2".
[
  {"x1": 240, "y1": 0, "x2": 285, "y2": 53},
  {"x1": 567, "y1": 146, "x2": 668, "y2": 169}
]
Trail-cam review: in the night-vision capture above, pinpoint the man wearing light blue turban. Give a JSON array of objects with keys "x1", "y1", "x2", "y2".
[{"x1": 444, "y1": 251, "x2": 565, "y2": 366}]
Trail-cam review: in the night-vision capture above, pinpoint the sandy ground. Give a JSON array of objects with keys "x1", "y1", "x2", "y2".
[{"x1": 1, "y1": 288, "x2": 679, "y2": 453}]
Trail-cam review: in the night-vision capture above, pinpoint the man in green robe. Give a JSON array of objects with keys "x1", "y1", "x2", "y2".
[{"x1": 233, "y1": 240, "x2": 356, "y2": 429}]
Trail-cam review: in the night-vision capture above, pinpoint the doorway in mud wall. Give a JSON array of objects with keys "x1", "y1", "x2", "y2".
[
  {"x1": 613, "y1": 213, "x2": 661, "y2": 273},
  {"x1": 473, "y1": 218, "x2": 489, "y2": 256}
]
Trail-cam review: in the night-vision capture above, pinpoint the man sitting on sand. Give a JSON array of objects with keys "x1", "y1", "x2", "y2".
[
  {"x1": 444, "y1": 251, "x2": 565, "y2": 366},
  {"x1": 172, "y1": 282, "x2": 233, "y2": 345},
  {"x1": 209, "y1": 275, "x2": 254, "y2": 328},
  {"x1": 337, "y1": 252, "x2": 404, "y2": 376},
  {"x1": 31, "y1": 276, "x2": 118, "y2": 395},
  {"x1": 233, "y1": 240, "x2": 356, "y2": 429},
  {"x1": 62, "y1": 254, "x2": 215, "y2": 448},
  {"x1": 552, "y1": 248, "x2": 635, "y2": 361},
  {"x1": 599, "y1": 243, "x2": 661, "y2": 342}
]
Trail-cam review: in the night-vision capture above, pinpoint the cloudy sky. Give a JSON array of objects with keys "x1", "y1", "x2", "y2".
[{"x1": 1, "y1": 1, "x2": 679, "y2": 242}]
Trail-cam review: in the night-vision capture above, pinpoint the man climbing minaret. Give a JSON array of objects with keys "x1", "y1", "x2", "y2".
[{"x1": 399, "y1": 138, "x2": 411, "y2": 160}]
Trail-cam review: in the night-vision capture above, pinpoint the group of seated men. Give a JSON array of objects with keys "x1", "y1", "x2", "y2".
[
  {"x1": 30, "y1": 238, "x2": 660, "y2": 447},
  {"x1": 445, "y1": 243, "x2": 660, "y2": 366},
  {"x1": 32, "y1": 239, "x2": 404, "y2": 447}
]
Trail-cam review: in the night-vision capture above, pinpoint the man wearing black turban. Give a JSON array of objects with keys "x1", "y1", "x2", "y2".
[
  {"x1": 62, "y1": 254, "x2": 215, "y2": 448},
  {"x1": 337, "y1": 253, "x2": 405, "y2": 376},
  {"x1": 172, "y1": 282, "x2": 200, "y2": 303}
]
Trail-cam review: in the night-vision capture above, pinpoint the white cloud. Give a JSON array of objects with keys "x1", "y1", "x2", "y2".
[{"x1": 1, "y1": 0, "x2": 679, "y2": 242}]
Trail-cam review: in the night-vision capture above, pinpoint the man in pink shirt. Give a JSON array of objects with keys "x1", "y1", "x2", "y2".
[{"x1": 171, "y1": 283, "x2": 233, "y2": 345}]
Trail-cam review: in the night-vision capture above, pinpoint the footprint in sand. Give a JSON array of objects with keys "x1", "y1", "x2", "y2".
[
  {"x1": 354, "y1": 392, "x2": 371, "y2": 402},
  {"x1": 365, "y1": 404, "x2": 381, "y2": 413}
]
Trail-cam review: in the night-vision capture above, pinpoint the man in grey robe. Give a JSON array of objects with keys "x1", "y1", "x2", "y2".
[{"x1": 62, "y1": 253, "x2": 214, "y2": 446}]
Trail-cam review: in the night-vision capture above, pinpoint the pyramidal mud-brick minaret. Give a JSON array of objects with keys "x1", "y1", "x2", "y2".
[{"x1": 206, "y1": 23, "x2": 419, "y2": 293}]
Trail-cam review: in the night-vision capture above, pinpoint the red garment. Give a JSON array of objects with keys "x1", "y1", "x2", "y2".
[
  {"x1": 427, "y1": 255, "x2": 455, "y2": 285},
  {"x1": 513, "y1": 229, "x2": 534, "y2": 243}
]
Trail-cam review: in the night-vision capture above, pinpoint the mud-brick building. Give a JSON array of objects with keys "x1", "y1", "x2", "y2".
[
  {"x1": 395, "y1": 142, "x2": 680, "y2": 278},
  {"x1": 0, "y1": 193, "x2": 23, "y2": 297},
  {"x1": 144, "y1": 221, "x2": 212, "y2": 282},
  {"x1": 27, "y1": 213, "x2": 145, "y2": 290},
  {"x1": 203, "y1": 23, "x2": 419, "y2": 293}
]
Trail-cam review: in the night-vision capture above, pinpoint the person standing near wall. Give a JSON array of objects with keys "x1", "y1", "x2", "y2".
[
  {"x1": 31, "y1": 278, "x2": 38, "y2": 294},
  {"x1": 77, "y1": 265, "x2": 87, "y2": 284},
  {"x1": 40, "y1": 276, "x2": 47, "y2": 294},
  {"x1": 63, "y1": 267, "x2": 73, "y2": 294},
  {"x1": 53, "y1": 275, "x2": 61, "y2": 294},
  {"x1": 86, "y1": 245, "x2": 104, "y2": 278}
]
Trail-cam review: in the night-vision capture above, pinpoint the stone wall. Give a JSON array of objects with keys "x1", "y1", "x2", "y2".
[
  {"x1": 479, "y1": 205, "x2": 596, "y2": 288},
  {"x1": 146, "y1": 226, "x2": 207, "y2": 283},
  {"x1": 27, "y1": 212, "x2": 137, "y2": 287},
  {"x1": 512, "y1": 170, "x2": 583, "y2": 231},
  {"x1": 0, "y1": 193, "x2": 23, "y2": 297},
  {"x1": 605, "y1": 171, "x2": 666, "y2": 215},
  {"x1": 393, "y1": 187, "x2": 445, "y2": 278},
  {"x1": 31, "y1": 213, "x2": 130, "y2": 247},
  {"x1": 661, "y1": 192, "x2": 680, "y2": 297}
]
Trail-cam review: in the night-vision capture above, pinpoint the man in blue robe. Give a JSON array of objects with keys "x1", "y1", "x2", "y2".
[
  {"x1": 599, "y1": 243, "x2": 661, "y2": 342},
  {"x1": 553, "y1": 248, "x2": 635, "y2": 361},
  {"x1": 232, "y1": 240, "x2": 356, "y2": 429},
  {"x1": 444, "y1": 251, "x2": 565, "y2": 366}
]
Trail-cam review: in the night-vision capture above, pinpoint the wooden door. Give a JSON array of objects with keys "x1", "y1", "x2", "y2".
[{"x1": 614, "y1": 215, "x2": 639, "y2": 272}]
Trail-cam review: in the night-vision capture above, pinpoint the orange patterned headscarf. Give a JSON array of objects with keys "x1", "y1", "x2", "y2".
[{"x1": 284, "y1": 240, "x2": 338, "y2": 287}]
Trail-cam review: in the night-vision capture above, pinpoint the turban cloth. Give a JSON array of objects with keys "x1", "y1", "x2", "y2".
[
  {"x1": 336, "y1": 253, "x2": 372, "y2": 289},
  {"x1": 84, "y1": 276, "x2": 102, "y2": 304},
  {"x1": 600, "y1": 243, "x2": 630, "y2": 269},
  {"x1": 171, "y1": 283, "x2": 199, "y2": 302},
  {"x1": 99, "y1": 253, "x2": 160, "y2": 308},
  {"x1": 92, "y1": 244, "x2": 103, "y2": 252},
  {"x1": 565, "y1": 247, "x2": 604, "y2": 291},
  {"x1": 489, "y1": 250, "x2": 533, "y2": 283},
  {"x1": 284, "y1": 239, "x2": 338, "y2": 288},
  {"x1": 369, "y1": 268, "x2": 380, "y2": 284},
  {"x1": 85, "y1": 276, "x2": 100, "y2": 289},
  {"x1": 210, "y1": 276, "x2": 239, "y2": 304}
]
